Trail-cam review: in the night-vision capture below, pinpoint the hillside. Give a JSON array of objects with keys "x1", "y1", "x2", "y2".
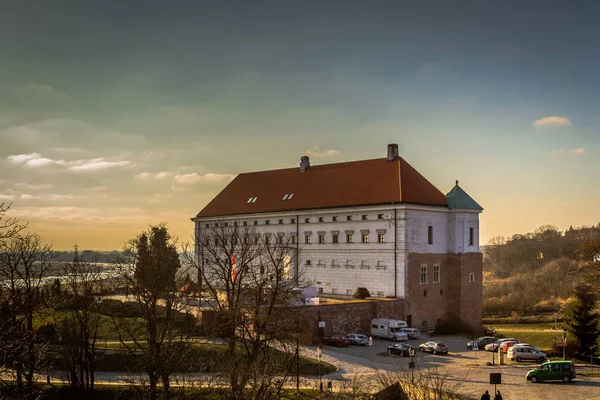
[{"x1": 483, "y1": 223, "x2": 600, "y2": 317}]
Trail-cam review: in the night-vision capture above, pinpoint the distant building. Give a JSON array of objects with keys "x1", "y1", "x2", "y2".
[{"x1": 192, "y1": 144, "x2": 483, "y2": 330}]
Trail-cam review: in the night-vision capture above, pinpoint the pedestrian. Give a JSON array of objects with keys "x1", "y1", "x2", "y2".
[
  {"x1": 481, "y1": 390, "x2": 491, "y2": 400},
  {"x1": 494, "y1": 390, "x2": 503, "y2": 400}
]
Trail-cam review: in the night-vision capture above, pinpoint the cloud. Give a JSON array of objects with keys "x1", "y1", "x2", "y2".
[
  {"x1": 303, "y1": 149, "x2": 341, "y2": 158},
  {"x1": 20, "y1": 194, "x2": 40, "y2": 200},
  {"x1": 552, "y1": 148, "x2": 585, "y2": 155},
  {"x1": 7, "y1": 153, "x2": 133, "y2": 171},
  {"x1": 533, "y1": 116, "x2": 572, "y2": 128},
  {"x1": 134, "y1": 171, "x2": 172, "y2": 180},
  {"x1": 173, "y1": 173, "x2": 235, "y2": 185}
]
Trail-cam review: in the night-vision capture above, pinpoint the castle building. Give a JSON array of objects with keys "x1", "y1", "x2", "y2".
[{"x1": 192, "y1": 144, "x2": 483, "y2": 330}]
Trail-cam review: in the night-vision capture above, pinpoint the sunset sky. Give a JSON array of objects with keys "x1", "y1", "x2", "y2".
[{"x1": 1, "y1": 1, "x2": 599, "y2": 250}]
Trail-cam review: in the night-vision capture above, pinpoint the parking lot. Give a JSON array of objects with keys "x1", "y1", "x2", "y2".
[{"x1": 303, "y1": 334, "x2": 600, "y2": 399}]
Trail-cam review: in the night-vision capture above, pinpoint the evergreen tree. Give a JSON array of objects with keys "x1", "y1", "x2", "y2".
[
  {"x1": 133, "y1": 224, "x2": 181, "y2": 291},
  {"x1": 565, "y1": 283, "x2": 600, "y2": 355}
]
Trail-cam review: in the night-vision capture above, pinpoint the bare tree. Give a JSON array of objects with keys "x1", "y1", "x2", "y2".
[
  {"x1": 0, "y1": 203, "x2": 26, "y2": 240},
  {"x1": 376, "y1": 364, "x2": 470, "y2": 400},
  {"x1": 0, "y1": 232, "x2": 53, "y2": 390},
  {"x1": 184, "y1": 222, "x2": 305, "y2": 400},
  {"x1": 54, "y1": 246, "x2": 104, "y2": 391},
  {"x1": 112, "y1": 224, "x2": 191, "y2": 400}
]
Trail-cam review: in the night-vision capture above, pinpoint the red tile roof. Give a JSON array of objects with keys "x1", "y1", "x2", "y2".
[{"x1": 195, "y1": 157, "x2": 447, "y2": 218}]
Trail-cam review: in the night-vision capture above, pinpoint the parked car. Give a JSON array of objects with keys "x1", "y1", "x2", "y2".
[
  {"x1": 345, "y1": 333, "x2": 369, "y2": 346},
  {"x1": 323, "y1": 336, "x2": 351, "y2": 347},
  {"x1": 512, "y1": 343, "x2": 540, "y2": 352},
  {"x1": 508, "y1": 346, "x2": 547, "y2": 362},
  {"x1": 485, "y1": 338, "x2": 517, "y2": 352},
  {"x1": 526, "y1": 361, "x2": 576, "y2": 383},
  {"x1": 466, "y1": 336, "x2": 496, "y2": 350},
  {"x1": 401, "y1": 328, "x2": 420, "y2": 339},
  {"x1": 387, "y1": 343, "x2": 413, "y2": 356},
  {"x1": 499, "y1": 339, "x2": 520, "y2": 353},
  {"x1": 419, "y1": 341, "x2": 448, "y2": 355}
]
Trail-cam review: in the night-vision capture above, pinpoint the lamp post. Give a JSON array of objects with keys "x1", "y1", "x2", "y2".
[
  {"x1": 554, "y1": 313, "x2": 557, "y2": 330},
  {"x1": 408, "y1": 347, "x2": 416, "y2": 383}
]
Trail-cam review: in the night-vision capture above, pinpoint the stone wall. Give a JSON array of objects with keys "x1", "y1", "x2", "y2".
[{"x1": 295, "y1": 299, "x2": 406, "y2": 344}]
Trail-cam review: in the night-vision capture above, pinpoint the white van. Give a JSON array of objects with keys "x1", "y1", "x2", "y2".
[{"x1": 370, "y1": 318, "x2": 408, "y2": 341}]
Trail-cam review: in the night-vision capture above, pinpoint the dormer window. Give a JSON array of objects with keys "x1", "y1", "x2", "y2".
[
  {"x1": 282, "y1": 194, "x2": 288, "y2": 200},
  {"x1": 247, "y1": 197, "x2": 258, "y2": 203},
  {"x1": 282, "y1": 193, "x2": 295, "y2": 201}
]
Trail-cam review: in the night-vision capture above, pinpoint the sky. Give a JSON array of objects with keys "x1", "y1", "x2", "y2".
[{"x1": 1, "y1": 1, "x2": 599, "y2": 250}]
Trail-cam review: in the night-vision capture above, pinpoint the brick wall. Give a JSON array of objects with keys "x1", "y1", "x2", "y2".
[
  {"x1": 406, "y1": 252, "x2": 482, "y2": 332},
  {"x1": 295, "y1": 299, "x2": 406, "y2": 344}
]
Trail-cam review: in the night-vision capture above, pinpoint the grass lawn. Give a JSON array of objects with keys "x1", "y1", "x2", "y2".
[
  {"x1": 89, "y1": 342, "x2": 337, "y2": 375},
  {"x1": 494, "y1": 324, "x2": 566, "y2": 354}
]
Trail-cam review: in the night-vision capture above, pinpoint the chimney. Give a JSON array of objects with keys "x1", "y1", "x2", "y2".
[
  {"x1": 387, "y1": 143, "x2": 399, "y2": 161},
  {"x1": 300, "y1": 155, "x2": 310, "y2": 172}
]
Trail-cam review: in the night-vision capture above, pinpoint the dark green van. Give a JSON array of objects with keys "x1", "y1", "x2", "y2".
[{"x1": 526, "y1": 361, "x2": 576, "y2": 383}]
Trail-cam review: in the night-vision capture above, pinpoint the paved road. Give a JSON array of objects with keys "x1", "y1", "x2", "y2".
[{"x1": 305, "y1": 334, "x2": 600, "y2": 399}]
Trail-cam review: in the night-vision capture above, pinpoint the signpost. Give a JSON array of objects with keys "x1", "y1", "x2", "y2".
[{"x1": 490, "y1": 373, "x2": 501, "y2": 395}]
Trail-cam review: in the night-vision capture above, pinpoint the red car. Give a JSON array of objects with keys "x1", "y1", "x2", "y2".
[
  {"x1": 499, "y1": 340, "x2": 520, "y2": 353},
  {"x1": 323, "y1": 336, "x2": 351, "y2": 347}
]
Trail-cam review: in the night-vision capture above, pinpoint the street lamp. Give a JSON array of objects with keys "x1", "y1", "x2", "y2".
[{"x1": 408, "y1": 347, "x2": 416, "y2": 383}]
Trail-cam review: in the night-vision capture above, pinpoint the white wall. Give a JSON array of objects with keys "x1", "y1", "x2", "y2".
[{"x1": 193, "y1": 203, "x2": 481, "y2": 298}]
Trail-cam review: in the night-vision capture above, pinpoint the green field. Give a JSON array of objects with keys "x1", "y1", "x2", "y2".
[{"x1": 494, "y1": 324, "x2": 566, "y2": 354}]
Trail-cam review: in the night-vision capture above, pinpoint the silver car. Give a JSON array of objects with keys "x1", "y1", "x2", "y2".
[
  {"x1": 401, "y1": 328, "x2": 420, "y2": 339},
  {"x1": 508, "y1": 346, "x2": 547, "y2": 362},
  {"x1": 345, "y1": 333, "x2": 369, "y2": 346}
]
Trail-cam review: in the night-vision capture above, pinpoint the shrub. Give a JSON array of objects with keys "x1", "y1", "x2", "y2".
[{"x1": 353, "y1": 287, "x2": 370, "y2": 300}]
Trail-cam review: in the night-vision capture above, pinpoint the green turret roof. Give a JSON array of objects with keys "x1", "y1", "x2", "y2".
[{"x1": 445, "y1": 181, "x2": 483, "y2": 211}]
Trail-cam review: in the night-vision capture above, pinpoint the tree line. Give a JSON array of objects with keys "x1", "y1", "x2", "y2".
[{"x1": 484, "y1": 223, "x2": 600, "y2": 358}]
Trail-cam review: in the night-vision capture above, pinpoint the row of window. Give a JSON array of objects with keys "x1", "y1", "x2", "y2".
[
  {"x1": 305, "y1": 232, "x2": 385, "y2": 244},
  {"x1": 204, "y1": 213, "x2": 386, "y2": 228},
  {"x1": 426, "y1": 226, "x2": 476, "y2": 246},
  {"x1": 419, "y1": 264, "x2": 476, "y2": 284}
]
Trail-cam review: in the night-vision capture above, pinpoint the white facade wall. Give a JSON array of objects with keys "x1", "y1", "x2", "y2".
[{"x1": 193, "y1": 203, "x2": 480, "y2": 299}]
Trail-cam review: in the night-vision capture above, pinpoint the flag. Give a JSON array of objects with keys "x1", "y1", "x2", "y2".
[{"x1": 231, "y1": 254, "x2": 237, "y2": 283}]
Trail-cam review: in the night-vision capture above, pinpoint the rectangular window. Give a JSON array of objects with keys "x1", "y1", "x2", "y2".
[
  {"x1": 305, "y1": 259, "x2": 311, "y2": 265},
  {"x1": 305, "y1": 218, "x2": 310, "y2": 223},
  {"x1": 318, "y1": 217, "x2": 324, "y2": 222},
  {"x1": 420, "y1": 265, "x2": 427, "y2": 284},
  {"x1": 319, "y1": 234, "x2": 325, "y2": 244},
  {"x1": 305, "y1": 235, "x2": 312, "y2": 244},
  {"x1": 224, "y1": 222, "x2": 228, "y2": 227},
  {"x1": 254, "y1": 221, "x2": 258, "y2": 225},
  {"x1": 265, "y1": 236, "x2": 271, "y2": 245},
  {"x1": 362, "y1": 215, "x2": 367, "y2": 220},
  {"x1": 265, "y1": 220, "x2": 270, "y2": 225},
  {"x1": 292, "y1": 235, "x2": 297, "y2": 244},
  {"x1": 378, "y1": 214, "x2": 384, "y2": 220},
  {"x1": 205, "y1": 223, "x2": 209, "y2": 228},
  {"x1": 291, "y1": 218, "x2": 296, "y2": 224},
  {"x1": 361, "y1": 234, "x2": 368, "y2": 243},
  {"x1": 347, "y1": 215, "x2": 353, "y2": 221},
  {"x1": 433, "y1": 264, "x2": 440, "y2": 283},
  {"x1": 469, "y1": 227, "x2": 474, "y2": 245},
  {"x1": 346, "y1": 234, "x2": 353, "y2": 243},
  {"x1": 332, "y1": 216, "x2": 337, "y2": 222},
  {"x1": 318, "y1": 287, "x2": 323, "y2": 294},
  {"x1": 234, "y1": 222, "x2": 238, "y2": 226},
  {"x1": 378, "y1": 233, "x2": 385, "y2": 243},
  {"x1": 469, "y1": 273, "x2": 475, "y2": 283},
  {"x1": 278, "y1": 219, "x2": 283, "y2": 224},
  {"x1": 215, "y1": 223, "x2": 219, "y2": 227},
  {"x1": 427, "y1": 225, "x2": 433, "y2": 245},
  {"x1": 332, "y1": 234, "x2": 339, "y2": 243}
]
